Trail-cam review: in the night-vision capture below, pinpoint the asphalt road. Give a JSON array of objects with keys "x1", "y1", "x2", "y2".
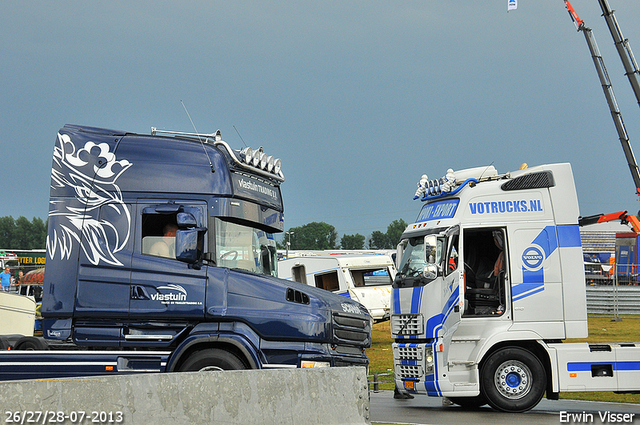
[{"x1": 369, "y1": 391, "x2": 640, "y2": 425}]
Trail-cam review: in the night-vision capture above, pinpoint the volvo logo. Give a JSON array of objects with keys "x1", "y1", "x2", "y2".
[{"x1": 522, "y1": 245, "x2": 544, "y2": 270}]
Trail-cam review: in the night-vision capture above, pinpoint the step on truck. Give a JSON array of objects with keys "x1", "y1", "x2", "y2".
[
  {"x1": 391, "y1": 163, "x2": 640, "y2": 412},
  {"x1": 0, "y1": 124, "x2": 371, "y2": 381}
]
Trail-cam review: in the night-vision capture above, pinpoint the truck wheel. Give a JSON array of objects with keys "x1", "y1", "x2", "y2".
[
  {"x1": 480, "y1": 347, "x2": 545, "y2": 413},
  {"x1": 179, "y1": 348, "x2": 246, "y2": 372},
  {"x1": 14, "y1": 336, "x2": 48, "y2": 350},
  {"x1": 448, "y1": 395, "x2": 487, "y2": 409}
]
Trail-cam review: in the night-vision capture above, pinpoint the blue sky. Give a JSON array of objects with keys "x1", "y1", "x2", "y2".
[{"x1": 2, "y1": 1, "x2": 640, "y2": 242}]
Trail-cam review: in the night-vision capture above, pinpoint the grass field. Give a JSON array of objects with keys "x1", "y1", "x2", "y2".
[{"x1": 367, "y1": 315, "x2": 640, "y2": 404}]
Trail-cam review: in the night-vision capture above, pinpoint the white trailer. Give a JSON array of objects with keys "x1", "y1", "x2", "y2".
[
  {"x1": 0, "y1": 292, "x2": 36, "y2": 337},
  {"x1": 0, "y1": 250, "x2": 19, "y2": 271},
  {"x1": 391, "y1": 163, "x2": 640, "y2": 412},
  {"x1": 279, "y1": 254, "x2": 395, "y2": 321}
]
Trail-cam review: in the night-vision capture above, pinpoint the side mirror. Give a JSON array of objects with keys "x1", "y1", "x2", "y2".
[
  {"x1": 423, "y1": 264, "x2": 438, "y2": 279},
  {"x1": 177, "y1": 212, "x2": 197, "y2": 229},
  {"x1": 423, "y1": 234, "x2": 444, "y2": 279},
  {"x1": 176, "y1": 228, "x2": 206, "y2": 267}
]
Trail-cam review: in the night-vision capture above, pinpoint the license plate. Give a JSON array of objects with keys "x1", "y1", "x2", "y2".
[{"x1": 403, "y1": 380, "x2": 415, "y2": 391}]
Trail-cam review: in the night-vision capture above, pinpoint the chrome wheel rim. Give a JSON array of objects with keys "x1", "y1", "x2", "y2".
[{"x1": 494, "y1": 360, "x2": 532, "y2": 400}]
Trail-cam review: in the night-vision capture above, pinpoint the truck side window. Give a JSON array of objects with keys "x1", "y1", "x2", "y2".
[
  {"x1": 445, "y1": 234, "x2": 459, "y2": 276},
  {"x1": 141, "y1": 214, "x2": 179, "y2": 259},
  {"x1": 463, "y1": 228, "x2": 506, "y2": 316},
  {"x1": 315, "y1": 272, "x2": 339, "y2": 292},
  {"x1": 292, "y1": 265, "x2": 307, "y2": 284}
]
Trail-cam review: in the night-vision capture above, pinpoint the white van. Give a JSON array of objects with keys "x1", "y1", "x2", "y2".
[{"x1": 279, "y1": 254, "x2": 395, "y2": 321}]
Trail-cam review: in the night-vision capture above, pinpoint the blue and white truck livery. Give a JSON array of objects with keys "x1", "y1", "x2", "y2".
[
  {"x1": 391, "y1": 163, "x2": 640, "y2": 412},
  {"x1": 0, "y1": 124, "x2": 371, "y2": 380}
]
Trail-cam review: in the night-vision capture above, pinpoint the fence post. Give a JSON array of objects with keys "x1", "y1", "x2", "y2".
[{"x1": 612, "y1": 262, "x2": 622, "y2": 322}]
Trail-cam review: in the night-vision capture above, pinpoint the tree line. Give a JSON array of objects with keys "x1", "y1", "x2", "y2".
[
  {"x1": 279, "y1": 219, "x2": 408, "y2": 250},
  {"x1": 0, "y1": 216, "x2": 47, "y2": 249},
  {"x1": 0, "y1": 214, "x2": 407, "y2": 252}
]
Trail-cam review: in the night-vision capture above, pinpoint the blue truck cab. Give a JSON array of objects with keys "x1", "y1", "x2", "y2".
[{"x1": 0, "y1": 124, "x2": 370, "y2": 380}]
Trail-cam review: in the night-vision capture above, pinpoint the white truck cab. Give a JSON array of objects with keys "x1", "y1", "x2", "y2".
[
  {"x1": 279, "y1": 254, "x2": 395, "y2": 321},
  {"x1": 391, "y1": 163, "x2": 640, "y2": 412}
]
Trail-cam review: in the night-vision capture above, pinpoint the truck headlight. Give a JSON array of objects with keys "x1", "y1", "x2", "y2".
[
  {"x1": 301, "y1": 361, "x2": 331, "y2": 368},
  {"x1": 425, "y1": 346, "x2": 434, "y2": 374}
]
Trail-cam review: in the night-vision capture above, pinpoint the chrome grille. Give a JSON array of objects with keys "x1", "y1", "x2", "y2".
[
  {"x1": 390, "y1": 314, "x2": 424, "y2": 336},
  {"x1": 396, "y1": 345, "x2": 422, "y2": 361},
  {"x1": 396, "y1": 364, "x2": 423, "y2": 379},
  {"x1": 332, "y1": 313, "x2": 371, "y2": 348}
]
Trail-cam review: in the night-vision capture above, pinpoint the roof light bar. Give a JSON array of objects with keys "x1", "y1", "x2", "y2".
[
  {"x1": 236, "y1": 145, "x2": 284, "y2": 180},
  {"x1": 151, "y1": 127, "x2": 284, "y2": 181},
  {"x1": 413, "y1": 166, "x2": 498, "y2": 201}
]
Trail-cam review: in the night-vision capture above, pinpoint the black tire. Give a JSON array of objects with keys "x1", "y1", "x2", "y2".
[
  {"x1": 179, "y1": 348, "x2": 246, "y2": 372},
  {"x1": 448, "y1": 395, "x2": 487, "y2": 409},
  {"x1": 0, "y1": 337, "x2": 10, "y2": 350},
  {"x1": 14, "y1": 336, "x2": 49, "y2": 351},
  {"x1": 480, "y1": 347, "x2": 546, "y2": 413}
]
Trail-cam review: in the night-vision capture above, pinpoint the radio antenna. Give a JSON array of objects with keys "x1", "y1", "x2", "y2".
[
  {"x1": 181, "y1": 100, "x2": 215, "y2": 173},
  {"x1": 233, "y1": 125, "x2": 248, "y2": 147}
]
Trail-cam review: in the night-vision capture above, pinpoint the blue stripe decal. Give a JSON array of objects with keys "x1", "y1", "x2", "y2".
[
  {"x1": 512, "y1": 283, "x2": 540, "y2": 298},
  {"x1": 406, "y1": 286, "x2": 423, "y2": 340},
  {"x1": 397, "y1": 343, "x2": 419, "y2": 348},
  {"x1": 442, "y1": 286, "x2": 459, "y2": 319},
  {"x1": 425, "y1": 340, "x2": 440, "y2": 396},
  {"x1": 522, "y1": 267, "x2": 544, "y2": 284},
  {"x1": 425, "y1": 372, "x2": 438, "y2": 396},
  {"x1": 512, "y1": 284, "x2": 544, "y2": 301},
  {"x1": 568, "y1": 361, "x2": 640, "y2": 372},
  {"x1": 392, "y1": 287, "x2": 401, "y2": 314},
  {"x1": 557, "y1": 224, "x2": 581, "y2": 248},
  {"x1": 426, "y1": 314, "x2": 444, "y2": 339},
  {"x1": 411, "y1": 286, "x2": 423, "y2": 314},
  {"x1": 532, "y1": 225, "x2": 557, "y2": 257},
  {"x1": 616, "y1": 362, "x2": 640, "y2": 371},
  {"x1": 518, "y1": 226, "x2": 559, "y2": 302},
  {"x1": 426, "y1": 287, "x2": 459, "y2": 339}
]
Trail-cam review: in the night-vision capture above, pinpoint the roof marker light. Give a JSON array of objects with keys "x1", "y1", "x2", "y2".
[
  {"x1": 241, "y1": 147, "x2": 254, "y2": 165},
  {"x1": 273, "y1": 158, "x2": 282, "y2": 175},
  {"x1": 259, "y1": 151, "x2": 268, "y2": 169},
  {"x1": 252, "y1": 147, "x2": 263, "y2": 167}
]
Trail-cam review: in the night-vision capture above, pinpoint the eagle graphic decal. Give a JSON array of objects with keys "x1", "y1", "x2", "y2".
[{"x1": 47, "y1": 132, "x2": 132, "y2": 266}]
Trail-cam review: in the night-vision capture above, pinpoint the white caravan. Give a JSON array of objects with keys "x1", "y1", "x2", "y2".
[
  {"x1": 279, "y1": 254, "x2": 395, "y2": 321},
  {"x1": 0, "y1": 292, "x2": 36, "y2": 336}
]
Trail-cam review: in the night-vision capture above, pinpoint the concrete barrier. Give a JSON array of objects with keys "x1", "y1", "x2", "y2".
[{"x1": 0, "y1": 367, "x2": 370, "y2": 425}]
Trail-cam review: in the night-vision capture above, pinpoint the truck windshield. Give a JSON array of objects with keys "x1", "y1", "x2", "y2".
[
  {"x1": 397, "y1": 237, "x2": 427, "y2": 278},
  {"x1": 395, "y1": 234, "x2": 442, "y2": 287},
  {"x1": 214, "y1": 218, "x2": 278, "y2": 277},
  {"x1": 351, "y1": 267, "x2": 393, "y2": 287}
]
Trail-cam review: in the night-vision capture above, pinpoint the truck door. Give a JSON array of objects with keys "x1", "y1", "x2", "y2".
[
  {"x1": 439, "y1": 228, "x2": 462, "y2": 363},
  {"x1": 129, "y1": 202, "x2": 207, "y2": 324},
  {"x1": 74, "y1": 202, "x2": 134, "y2": 319}
]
